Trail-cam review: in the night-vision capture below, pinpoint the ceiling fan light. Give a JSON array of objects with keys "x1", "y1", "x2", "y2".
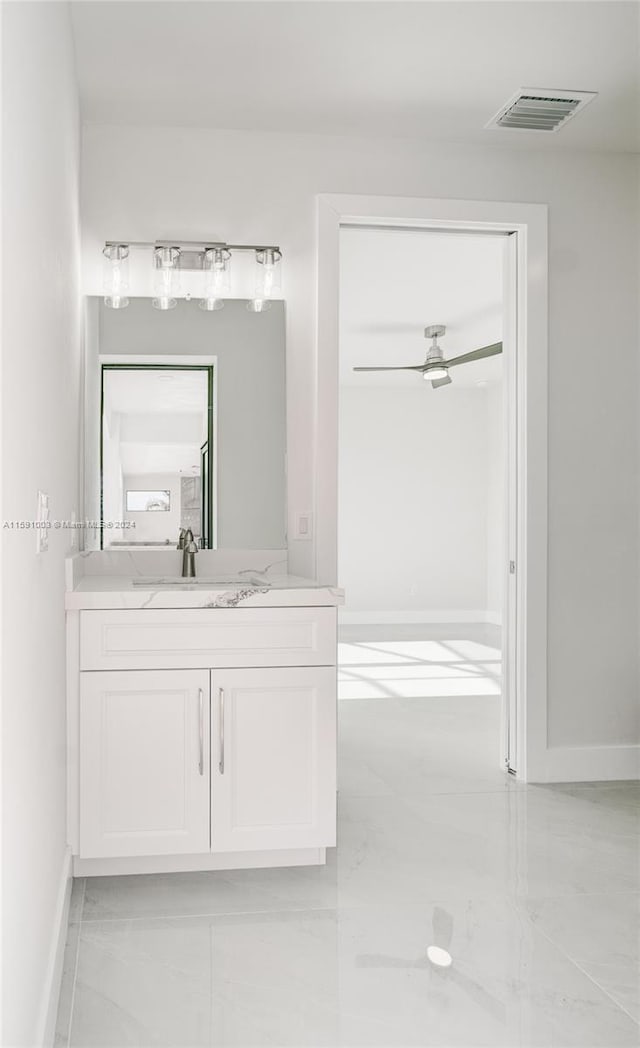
[{"x1": 424, "y1": 366, "x2": 448, "y2": 381}]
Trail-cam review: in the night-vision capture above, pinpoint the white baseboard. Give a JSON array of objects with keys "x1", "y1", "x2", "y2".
[
  {"x1": 530, "y1": 744, "x2": 640, "y2": 783},
  {"x1": 37, "y1": 846, "x2": 72, "y2": 1047},
  {"x1": 339, "y1": 609, "x2": 500, "y2": 625},
  {"x1": 74, "y1": 847, "x2": 326, "y2": 877}
]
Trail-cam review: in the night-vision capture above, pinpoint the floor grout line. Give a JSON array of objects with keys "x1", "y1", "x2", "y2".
[
  {"x1": 382, "y1": 787, "x2": 525, "y2": 796},
  {"x1": 77, "y1": 904, "x2": 339, "y2": 925},
  {"x1": 75, "y1": 888, "x2": 640, "y2": 925},
  {"x1": 516, "y1": 892, "x2": 640, "y2": 901},
  {"x1": 523, "y1": 910, "x2": 640, "y2": 1029}
]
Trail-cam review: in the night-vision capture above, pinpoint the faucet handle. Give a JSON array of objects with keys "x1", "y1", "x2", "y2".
[{"x1": 177, "y1": 527, "x2": 187, "y2": 550}]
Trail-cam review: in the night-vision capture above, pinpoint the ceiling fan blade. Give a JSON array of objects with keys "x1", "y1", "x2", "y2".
[
  {"x1": 353, "y1": 365, "x2": 424, "y2": 372},
  {"x1": 445, "y1": 342, "x2": 503, "y2": 369},
  {"x1": 431, "y1": 374, "x2": 452, "y2": 389}
]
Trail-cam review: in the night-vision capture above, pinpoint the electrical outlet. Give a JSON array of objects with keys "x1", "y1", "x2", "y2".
[{"x1": 36, "y1": 491, "x2": 50, "y2": 553}]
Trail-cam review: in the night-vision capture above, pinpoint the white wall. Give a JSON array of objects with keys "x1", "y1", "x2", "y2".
[
  {"x1": 339, "y1": 386, "x2": 490, "y2": 621},
  {"x1": 486, "y1": 382, "x2": 503, "y2": 623},
  {"x1": 102, "y1": 410, "x2": 124, "y2": 544},
  {"x1": 79, "y1": 124, "x2": 639, "y2": 755},
  {"x1": 1, "y1": 3, "x2": 81, "y2": 1044}
]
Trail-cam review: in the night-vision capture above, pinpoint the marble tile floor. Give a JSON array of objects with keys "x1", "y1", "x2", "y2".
[{"x1": 56, "y1": 624, "x2": 639, "y2": 1047}]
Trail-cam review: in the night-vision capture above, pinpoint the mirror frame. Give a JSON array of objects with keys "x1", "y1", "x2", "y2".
[{"x1": 100, "y1": 362, "x2": 215, "y2": 550}]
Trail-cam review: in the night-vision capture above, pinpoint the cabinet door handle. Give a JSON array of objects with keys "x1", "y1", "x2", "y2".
[
  {"x1": 218, "y1": 687, "x2": 225, "y2": 775},
  {"x1": 198, "y1": 688, "x2": 204, "y2": 776}
]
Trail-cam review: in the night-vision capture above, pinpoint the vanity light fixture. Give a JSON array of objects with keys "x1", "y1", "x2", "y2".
[
  {"x1": 199, "y1": 247, "x2": 231, "y2": 311},
  {"x1": 102, "y1": 240, "x2": 283, "y2": 310},
  {"x1": 247, "y1": 247, "x2": 282, "y2": 313},
  {"x1": 152, "y1": 246, "x2": 181, "y2": 311},
  {"x1": 102, "y1": 243, "x2": 130, "y2": 309}
]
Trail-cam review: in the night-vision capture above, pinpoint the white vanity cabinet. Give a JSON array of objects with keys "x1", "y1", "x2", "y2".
[
  {"x1": 210, "y1": 666, "x2": 336, "y2": 853},
  {"x1": 68, "y1": 602, "x2": 338, "y2": 876},
  {"x1": 79, "y1": 669, "x2": 210, "y2": 859}
]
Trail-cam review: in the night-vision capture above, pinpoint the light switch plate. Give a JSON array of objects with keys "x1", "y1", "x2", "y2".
[
  {"x1": 36, "y1": 491, "x2": 50, "y2": 553},
  {"x1": 294, "y1": 512, "x2": 313, "y2": 540}
]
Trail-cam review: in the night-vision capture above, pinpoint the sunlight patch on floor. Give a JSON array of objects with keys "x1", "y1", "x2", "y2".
[
  {"x1": 338, "y1": 676, "x2": 501, "y2": 700},
  {"x1": 338, "y1": 662, "x2": 498, "y2": 682},
  {"x1": 338, "y1": 636, "x2": 502, "y2": 701}
]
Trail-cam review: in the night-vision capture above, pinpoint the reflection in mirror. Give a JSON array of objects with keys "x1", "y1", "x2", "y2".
[
  {"x1": 125, "y1": 491, "x2": 171, "y2": 513},
  {"x1": 83, "y1": 298, "x2": 286, "y2": 552},
  {"x1": 101, "y1": 365, "x2": 211, "y2": 549}
]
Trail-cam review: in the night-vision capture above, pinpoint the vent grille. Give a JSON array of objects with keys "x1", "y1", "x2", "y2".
[{"x1": 486, "y1": 89, "x2": 597, "y2": 133}]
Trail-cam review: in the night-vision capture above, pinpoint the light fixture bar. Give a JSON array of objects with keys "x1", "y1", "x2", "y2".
[
  {"x1": 105, "y1": 240, "x2": 281, "y2": 254},
  {"x1": 101, "y1": 240, "x2": 283, "y2": 310}
]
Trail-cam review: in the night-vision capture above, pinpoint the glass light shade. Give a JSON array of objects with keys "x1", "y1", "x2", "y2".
[
  {"x1": 152, "y1": 246, "x2": 180, "y2": 311},
  {"x1": 199, "y1": 247, "x2": 231, "y2": 311},
  {"x1": 424, "y1": 366, "x2": 449, "y2": 381},
  {"x1": 102, "y1": 244, "x2": 130, "y2": 309},
  {"x1": 248, "y1": 248, "x2": 282, "y2": 312},
  {"x1": 246, "y1": 297, "x2": 271, "y2": 313}
]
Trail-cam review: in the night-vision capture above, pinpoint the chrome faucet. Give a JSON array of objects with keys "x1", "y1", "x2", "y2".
[
  {"x1": 181, "y1": 529, "x2": 198, "y2": 578},
  {"x1": 177, "y1": 528, "x2": 187, "y2": 550}
]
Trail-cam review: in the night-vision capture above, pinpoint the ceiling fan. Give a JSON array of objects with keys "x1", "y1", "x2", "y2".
[{"x1": 353, "y1": 324, "x2": 502, "y2": 389}]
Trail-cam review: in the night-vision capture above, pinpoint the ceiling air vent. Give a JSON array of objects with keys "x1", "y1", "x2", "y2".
[{"x1": 485, "y1": 89, "x2": 597, "y2": 133}]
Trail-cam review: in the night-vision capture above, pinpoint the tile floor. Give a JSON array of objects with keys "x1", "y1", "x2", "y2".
[{"x1": 56, "y1": 625, "x2": 639, "y2": 1047}]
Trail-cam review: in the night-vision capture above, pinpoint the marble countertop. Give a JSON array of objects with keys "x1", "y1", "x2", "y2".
[{"x1": 65, "y1": 573, "x2": 344, "y2": 610}]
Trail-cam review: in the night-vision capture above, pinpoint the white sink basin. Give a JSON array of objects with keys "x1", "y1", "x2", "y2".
[{"x1": 131, "y1": 576, "x2": 268, "y2": 588}]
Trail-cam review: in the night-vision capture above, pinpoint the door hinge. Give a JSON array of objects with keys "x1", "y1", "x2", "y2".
[{"x1": 509, "y1": 560, "x2": 516, "y2": 575}]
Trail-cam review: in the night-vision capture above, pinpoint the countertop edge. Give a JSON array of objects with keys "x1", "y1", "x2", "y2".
[{"x1": 65, "y1": 586, "x2": 344, "y2": 611}]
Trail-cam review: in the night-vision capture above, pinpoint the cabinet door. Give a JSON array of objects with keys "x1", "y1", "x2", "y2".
[
  {"x1": 211, "y1": 667, "x2": 336, "y2": 853},
  {"x1": 80, "y1": 670, "x2": 210, "y2": 858}
]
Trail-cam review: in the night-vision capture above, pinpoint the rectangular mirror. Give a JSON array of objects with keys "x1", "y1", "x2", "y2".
[
  {"x1": 83, "y1": 297, "x2": 286, "y2": 551},
  {"x1": 102, "y1": 363, "x2": 211, "y2": 548}
]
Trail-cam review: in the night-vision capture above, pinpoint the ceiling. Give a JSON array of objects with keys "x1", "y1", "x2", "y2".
[
  {"x1": 70, "y1": 1, "x2": 640, "y2": 153},
  {"x1": 104, "y1": 368, "x2": 207, "y2": 475},
  {"x1": 340, "y1": 227, "x2": 504, "y2": 389},
  {"x1": 104, "y1": 368, "x2": 208, "y2": 414},
  {"x1": 119, "y1": 444, "x2": 202, "y2": 477}
]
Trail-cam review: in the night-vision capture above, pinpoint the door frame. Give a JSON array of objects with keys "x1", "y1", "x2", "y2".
[{"x1": 315, "y1": 193, "x2": 548, "y2": 782}]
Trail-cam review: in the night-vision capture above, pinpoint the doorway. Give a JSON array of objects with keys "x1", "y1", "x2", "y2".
[
  {"x1": 315, "y1": 194, "x2": 549, "y2": 782},
  {"x1": 337, "y1": 225, "x2": 510, "y2": 781}
]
